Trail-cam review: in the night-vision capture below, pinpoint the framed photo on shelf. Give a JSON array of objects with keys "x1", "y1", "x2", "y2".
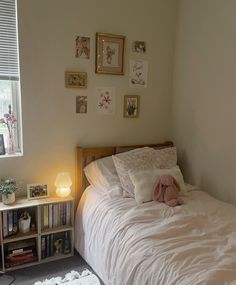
[
  {"x1": 65, "y1": 71, "x2": 87, "y2": 89},
  {"x1": 27, "y1": 184, "x2": 49, "y2": 200},
  {"x1": 96, "y1": 33, "x2": 125, "y2": 75},
  {"x1": 123, "y1": 95, "x2": 140, "y2": 118},
  {"x1": 0, "y1": 134, "x2": 5, "y2": 155}
]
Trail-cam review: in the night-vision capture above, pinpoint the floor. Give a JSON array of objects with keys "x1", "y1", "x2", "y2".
[{"x1": 0, "y1": 251, "x2": 104, "y2": 285}]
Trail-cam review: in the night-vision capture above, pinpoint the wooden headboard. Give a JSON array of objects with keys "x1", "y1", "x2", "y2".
[{"x1": 75, "y1": 141, "x2": 174, "y2": 207}]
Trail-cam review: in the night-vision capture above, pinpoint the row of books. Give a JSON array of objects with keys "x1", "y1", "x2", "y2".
[
  {"x1": 2, "y1": 209, "x2": 35, "y2": 238},
  {"x1": 41, "y1": 202, "x2": 71, "y2": 230},
  {"x1": 41, "y1": 231, "x2": 71, "y2": 259},
  {"x1": 5, "y1": 238, "x2": 37, "y2": 268}
]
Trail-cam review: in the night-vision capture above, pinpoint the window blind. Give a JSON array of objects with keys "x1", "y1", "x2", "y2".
[{"x1": 0, "y1": 0, "x2": 19, "y2": 80}]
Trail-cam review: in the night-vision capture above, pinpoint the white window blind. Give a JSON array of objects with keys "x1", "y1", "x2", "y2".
[{"x1": 0, "y1": 0, "x2": 19, "y2": 80}]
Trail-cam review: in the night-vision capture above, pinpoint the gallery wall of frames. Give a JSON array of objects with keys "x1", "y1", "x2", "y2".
[{"x1": 67, "y1": 33, "x2": 148, "y2": 119}]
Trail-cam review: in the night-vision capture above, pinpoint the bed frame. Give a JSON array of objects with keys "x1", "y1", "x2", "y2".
[{"x1": 75, "y1": 141, "x2": 174, "y2": 207}]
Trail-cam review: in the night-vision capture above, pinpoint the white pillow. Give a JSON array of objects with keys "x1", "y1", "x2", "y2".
[
  {"x1": 112, "y1": 147, "x2": 161, "y2": 197},
  {"x1": 156, "y1": 147, "x2": 177, "y2": 168},
  {"x1": 129, "y1": 166, "x2": 186, "y2": 204},
  {"x1": 84, "y1": 156, "x2": 121, "y2": 192}
]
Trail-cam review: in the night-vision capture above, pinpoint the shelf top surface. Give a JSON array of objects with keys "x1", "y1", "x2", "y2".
[{"x1": 0, "y1": 196, "x2": 74, "y2": 211}]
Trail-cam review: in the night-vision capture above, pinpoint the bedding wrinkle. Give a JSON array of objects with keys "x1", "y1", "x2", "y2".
[{"x1": 75, "y1": 187, "x2": 236, "y2": 285}]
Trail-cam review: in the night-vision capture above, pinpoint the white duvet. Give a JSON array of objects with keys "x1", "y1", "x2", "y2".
[{"x1": 75, "y1": 186, "x2": 236, "y2": 285}]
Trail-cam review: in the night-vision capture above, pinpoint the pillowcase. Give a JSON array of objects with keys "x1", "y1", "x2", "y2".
[
  {"x1": 155, "y1": 147, "x2": 177, "y2": 168},
  {"x1": 129, "y1": 165, "x2": 186, "y2": 204},
  {"x1": 112, "y1": 147, "x2": 161, "y2": 197},
  {"x1": 84, "y1": 156, "x2": 121, "y2": 192}
]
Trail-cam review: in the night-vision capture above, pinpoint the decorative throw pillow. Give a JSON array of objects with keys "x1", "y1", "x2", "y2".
[
  {"x1": 112, "y1": 147, "x2": 161, "y2": 197},
  {"x1": 84, "y1": 156, "x2": 121, "y2": 192},
  {"x1": 129, "y1": 165, "x2": 186, "y2": 204},
  {"x1": 155, "y1": 147, "x2": 177, "y2": 168}
]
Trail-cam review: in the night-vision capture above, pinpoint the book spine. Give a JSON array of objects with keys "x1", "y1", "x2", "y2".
[
  {"x1": 41, "y1": 206, "x2": 44, "y2": 231},
  {"x1": 41, "y1": 236, "x2": 46, "y2": 259},
  {"x1": 3, "y1": 211, "x2": 8, "y2": 238},
  {"x1": 50, "y1": 234, "x2": 54, "y2": 256},
  {"x1": 66, "y1": 202, "x2": 71, "y2": 225},
  {"x1": 48, "y1": 204, "x2": 53, "y2": 228},
  {"x1": 44, "y1": 205, "x2": 49, "y2": 229},
  {"x1": 46, "y1": 235, "x2": 50, "y2": 257},
  {"x1": 13, "y1": 210, "x2": 18, "y2": 235},
  {"x1": 8, "y1": 210, "x2": 13, "y2": 236}
]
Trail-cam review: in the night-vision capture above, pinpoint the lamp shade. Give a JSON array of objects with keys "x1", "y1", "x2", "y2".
[{"x1": 55, "y1": 172, "x2": 72, "y2": 198}]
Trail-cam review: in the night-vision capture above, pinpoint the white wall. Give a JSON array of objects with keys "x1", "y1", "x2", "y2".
[
  {"x1": 0, "y1": 0, "x2": 177, "y2": 196},
  {"x1": 172, "y1": 0, "x2": 236, "y2": 204}
]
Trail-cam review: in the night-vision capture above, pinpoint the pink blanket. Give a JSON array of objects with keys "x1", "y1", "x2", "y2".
[{"x1": 153, "y1": 175, "x2": 183, "y2": 207}]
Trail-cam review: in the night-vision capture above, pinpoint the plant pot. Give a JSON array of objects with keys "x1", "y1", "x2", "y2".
[
  {"x1": 2, "y1": 192, "x2": 15, "y2": 205},
  {"x1": 19, "y1": 216, "x2": 31, "y2": 233}
]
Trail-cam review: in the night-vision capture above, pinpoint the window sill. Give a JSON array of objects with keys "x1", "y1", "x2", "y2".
[{"x1": 0, "y1": 152, "x2": 23, "y2": 158}]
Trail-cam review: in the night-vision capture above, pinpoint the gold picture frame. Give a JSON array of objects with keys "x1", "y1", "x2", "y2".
[
  {"x1": 123, "y1": 95, "x2": 140, "y2": 118},
  {"x1": 96, "y1": 33, "x2": 125, "y2": 75},
  {"x1": 65, "y1": 71, "x2": 87, "y2": 89}
]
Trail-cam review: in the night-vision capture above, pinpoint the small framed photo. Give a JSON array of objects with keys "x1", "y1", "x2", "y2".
[
  {"x1": 0, "y1": 134, "x2": 5, "y2": 155},
  {"x1": 65, "y1": 71, "x2": 87, "y2": 89},
  {"x1": 124, "y1": 95, "x2": 140, "y2": 118},
  {"x1": 96, "y1": 33, "x2": 125, "y2": 75},
  {"x1": 27, "y1": 184, "x2": 49, "y2": 200},
  {"x1": 75, "y1": 36, "x2": 90, "y2": 59},
  {"x1": 132, "y1": 41, "x2": 146, "y2": 53},
  {"x1": 76, "y1": 96, "x2": 87, "y2": 114}
]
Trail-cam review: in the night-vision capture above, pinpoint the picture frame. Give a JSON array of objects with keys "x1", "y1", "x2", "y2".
[
  {"x1": 0, "y1": 134, "x2": 5, "y2": 155},
  {"x1": 123, "y1": 95, "x2": 140, "y2": 118},
  {"x1": 27, "y1": 184, "x2": 49, "y2": 200},
  {"x1": 65, "y1": 71, "x2": 87, "y2": 89},
  {"x1": 75, "y1": 36, "x2": 90, "y2": 59},
  {"x1": 96, "y1": 33, "x2": 125, "y2": 75},
  {"x1": 132, "y1": 41, "x2": 146, "y2": 53}
]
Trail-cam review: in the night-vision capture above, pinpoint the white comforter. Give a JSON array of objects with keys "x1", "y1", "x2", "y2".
[{"x1": 75, "y1": 187, "x2": 236, "y2": 285}]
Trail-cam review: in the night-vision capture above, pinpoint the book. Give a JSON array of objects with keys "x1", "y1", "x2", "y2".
[
  {"x1": 66, "y1": 202, "x2": 71, "y2": 225},
  {"x1": 13, "y1": 210, "x2": 18, "y2": 235},
  {"x1": 48, "y1": 204, "x2": 53, "y2": 228},
  {"x1": 44, "y1": 205, "x2": 49, "y2": 229},
  {"x1": 8, "y1": 210, "x2": 13, "y2": 236},
  {"x1": 46, "y1": 235, "x2": 50, "y2": 257},
  {"x1": 3, "y1": 211, "x2": 8, "y2": 238},
  {"x1": 41, "y1": 236, "x2": 46, "y2": 259}
]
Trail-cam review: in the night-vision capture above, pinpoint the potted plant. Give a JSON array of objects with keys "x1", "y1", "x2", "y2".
[{"x1": 0, "y1": 178, "x2": 17, "y2": 205}]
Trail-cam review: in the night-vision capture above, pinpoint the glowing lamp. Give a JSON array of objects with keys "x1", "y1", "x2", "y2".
[{"x1": 55, "y1": 172, "x2": 72, "y2": 198}]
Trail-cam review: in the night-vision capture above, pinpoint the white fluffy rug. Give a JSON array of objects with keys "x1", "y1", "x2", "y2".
[{"x1": 34, "y1": 269, "x2": 101, "y2": 285}]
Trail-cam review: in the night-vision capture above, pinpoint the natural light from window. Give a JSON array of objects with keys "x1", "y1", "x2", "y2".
[{"x1": 0, "y1": 0, "x2": 23, "y2": 157}]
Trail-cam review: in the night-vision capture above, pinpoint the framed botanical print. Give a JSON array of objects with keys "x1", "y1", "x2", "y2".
[
  {"x1": 96, "y1": 33, "x2": 125, "y2": 75},
  {"x1": 123, "y1": 95, "x2": 140, "y2": 118},
  {"x1": 65, "y1": 71, "x2": 87, "y2": 89}
]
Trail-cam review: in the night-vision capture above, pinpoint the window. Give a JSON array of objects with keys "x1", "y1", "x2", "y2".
[{"x1": 0, "y1": 0, "x2": 22, "y2": 155}]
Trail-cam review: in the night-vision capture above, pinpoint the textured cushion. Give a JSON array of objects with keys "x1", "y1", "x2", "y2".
[
  {"x1": 129, "y1": 165, "x2": 186, "y2": 204},
  {"x1": 84, "y1": 156, "x2": 121, "y2": 192},
  {"x1": 155, "y1": 147, "x2": 177, "y2": 168},
  {"x1": 112, "y1": 147, "x2": 161, "y2": 197}
]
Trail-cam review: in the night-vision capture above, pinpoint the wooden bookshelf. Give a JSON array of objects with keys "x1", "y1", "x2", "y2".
[{"x1": 0, "y1": 196, "x2": 74, "y2": 272}]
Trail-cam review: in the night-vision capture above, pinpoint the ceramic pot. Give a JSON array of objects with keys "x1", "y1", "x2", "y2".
[{"x1": 2, "y1": 192, "x2": 15, "y2": 205}]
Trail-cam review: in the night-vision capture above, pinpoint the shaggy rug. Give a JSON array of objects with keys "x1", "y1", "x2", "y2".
[{"x1": 33, "y1": 269, "x2": 101, "y2": 285}]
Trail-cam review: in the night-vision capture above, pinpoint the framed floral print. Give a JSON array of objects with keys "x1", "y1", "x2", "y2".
[
  {"x1": 123, "y1": 95, "x2": 140, "y2": 118},
  {"x1": 96, "y1": 33, "x2": 125, "y2": 75}
]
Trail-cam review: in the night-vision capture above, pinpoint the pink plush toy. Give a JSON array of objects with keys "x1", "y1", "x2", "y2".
[{"x1": 153, "y1": 175, "x2": 184, "y2": 207}]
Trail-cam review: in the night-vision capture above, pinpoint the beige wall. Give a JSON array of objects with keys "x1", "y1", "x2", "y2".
[
  {"x1": 0, "y1": 0, "x2": 177, "y2": 196},
  {"x1": 172, "y1": 0, "x2": 236, "y2": 204}
]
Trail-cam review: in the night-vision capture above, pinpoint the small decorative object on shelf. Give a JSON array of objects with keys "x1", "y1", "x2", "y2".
[
  {"x1": 0, "y1": 104, "x2": 17, "y2": 154},
  {"x1": 0, "y1": 178, "x2": 17, "y2": 205},
  {"x1": 18, "y1": 211, "x2": 31, "y2": 234},
  {"x1": 55, "y1": 172, "x2": 72, "y2": 198}
]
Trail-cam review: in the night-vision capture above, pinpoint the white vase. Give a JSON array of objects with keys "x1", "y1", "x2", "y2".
[
  {"x1": 2, "y1": 192, "x2": 15, "y2": 205},
  {"x1": 19, "y1": 216, "x2": 31, "y2": 233}
]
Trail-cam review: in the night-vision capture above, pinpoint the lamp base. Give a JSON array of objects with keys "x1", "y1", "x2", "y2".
[{"x1": 56, "y1": 187, "x2": 71, "y2": 198}]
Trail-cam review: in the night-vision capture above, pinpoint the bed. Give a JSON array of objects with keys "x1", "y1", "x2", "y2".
[{"x1": 74, "y1": 143, "x2": 236, "y2": 285}]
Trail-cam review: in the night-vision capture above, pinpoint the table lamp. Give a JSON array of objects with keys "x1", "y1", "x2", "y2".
[{"x1": 55, "y1": 172, "x2": 72, "y2": 198}]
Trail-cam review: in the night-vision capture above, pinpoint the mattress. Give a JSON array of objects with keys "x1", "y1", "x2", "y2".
[{"x1": 75, "y1": 186, "x2": 236, "y2": 285}]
